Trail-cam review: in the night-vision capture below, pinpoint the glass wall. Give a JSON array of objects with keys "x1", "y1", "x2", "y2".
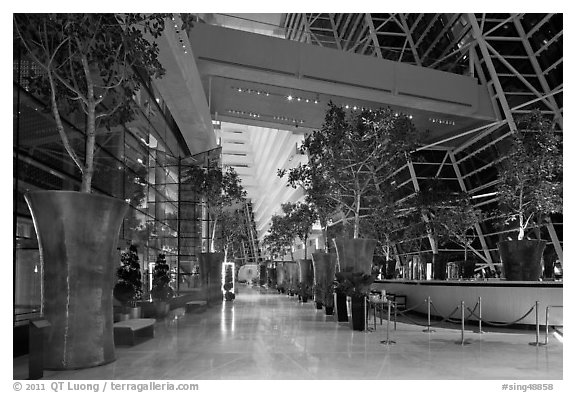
[{"x1": 13, "y1": 47, "x2": 187, "y2": 324}]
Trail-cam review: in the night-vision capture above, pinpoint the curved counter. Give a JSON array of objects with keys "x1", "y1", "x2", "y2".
[{"x1": 372, "y1": 279, "x2": 563, "y2": 326}]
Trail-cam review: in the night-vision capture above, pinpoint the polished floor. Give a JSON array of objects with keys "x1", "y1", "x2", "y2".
[{"x1": 36, "y1": 285, "x2": 561, "y2": 380}]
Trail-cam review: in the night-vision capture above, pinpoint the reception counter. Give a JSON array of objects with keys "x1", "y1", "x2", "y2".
[{"x1": 372, "y1": 279, "x2": 563, "y2": 326}]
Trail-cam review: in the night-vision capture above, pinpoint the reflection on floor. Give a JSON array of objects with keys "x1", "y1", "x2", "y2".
[{"x1": 41, "y1": 285, "x2": 562, "y2": 380}]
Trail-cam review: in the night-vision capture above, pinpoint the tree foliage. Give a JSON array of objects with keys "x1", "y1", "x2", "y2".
[
  {"x1": 114, "y1": 244, "x2": 143, "y2": 307},
  {"x1": 262, "y1": 213, "x2": 295, "y2": 260},
  {"x1": 280, "y1": 202, "x2": 318, "y2": 260},
  {"x1": 13, "y1": 14, "x2": 190, "y2": 192},
  {"x1": 406, "y1": 178, "x2": 482, "y2": 261},
  {"x1": 216, "y1": 208, "x2": 249, "y2": 262},
  {"x1": 281, "y1": 102, "x2": 419, "y2": 239},
  {"x1": 151, "y1": 253, "x2": 174, "y2": 301},
  {"x1": 183, "y1": 165, "x2": 247, "y2": 251},
  {"x1": 496, "y1": 111, "x2": 562, "y2": 240}
]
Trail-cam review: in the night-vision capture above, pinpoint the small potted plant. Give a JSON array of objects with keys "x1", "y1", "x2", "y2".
[
  {"x1": 223, "y1": 283, "x2": 235, "y2": 301},
  {"x1": 114, "y1": 244, "x2": 143, "y2": 319},
  {"x1": 150, "y1": 253, "x2": 174, "y2": 318},
  {"x1": 495, "y1": 111, "x2": 562, "y2": 280}
]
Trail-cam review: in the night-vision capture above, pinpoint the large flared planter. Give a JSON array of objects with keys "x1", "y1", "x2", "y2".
[
  {"x1": 297, "y1": 259, "x2": 313, "y2": 299},
  {"x1": 312, "y1": 252, "x2": 337, "y2": 308},
  {"x1": 433, "y1": 254, "x2": 447, "y2": 280},
  {"x1": 24, "y1": 191, "x2": 128, "y2": 370},
  {"x1": 266, "y1": 267, "x2": 277, "y2": 288},
  {"x1": 350, "y1": 296, "x2": 366, "y2": 331},
  {"x1": 199, "y1": 253, "x2": 225, "y2": 304},
  {"x1": 333, "y1": 238, "x2": 377, "y2": 274},
  {"x1": 385, "y1": 259, "x2": 397, "y2": 279},
  {"x1": 284, "y1": 262, "x2": 299, "y2": 295},
  {"x1": 276, "y1": 262, "x2": 286, "y2": 291},
  {"x1": 335, "y1": 293, "x2": 348, "y2": 322},
  {"x1": 498, "y1": 240, "x2": 546, "y2": 281},
  {"x1": 153, "y1": 302, "x2": 170, "y2": 319}
]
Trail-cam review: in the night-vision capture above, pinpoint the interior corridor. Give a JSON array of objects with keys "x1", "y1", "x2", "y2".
[{"x1": 38, "y1": 285, "x2": 562, "y2": 380}]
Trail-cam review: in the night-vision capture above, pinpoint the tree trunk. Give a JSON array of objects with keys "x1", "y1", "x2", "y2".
[
  {"x1": 353, "y1": 192, "x2": 361, "y2": 239},
  {"x1": 81, "y1": 103, "x2": 96, "y2": 193},
  {"x1": 210, "y1": 215, "x2": 219, "y2": 252}
]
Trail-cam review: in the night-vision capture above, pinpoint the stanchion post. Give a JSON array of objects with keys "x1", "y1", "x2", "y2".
[
  {"x1": 461, "y1": 301, "x2": 465, "y2": 343},
  {"x1": 422, "y1": 296, "x2": 435, "y2": 333},
  {"x1": 545, "y1": 306, "x2": 550, "y2": 345},
  {"x1": 394, "y1": 302, "x2": 397, "y2": 330},
  {"x1": 530, "y1": 301, "x2": 544, "y2": 346},
  {"x1": 380, "y1": 298, "x2": 396, "y2": 345},
  {"x1": 456, "y1": 300, "x2": 471, "y2": 345},
  {"x1": 477, "y1": 296, "x2": 484, "y2": 334}
]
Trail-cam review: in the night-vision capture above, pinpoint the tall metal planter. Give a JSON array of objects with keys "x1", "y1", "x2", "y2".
[
  {"x1": 498, "y1": 240, "x2": 546, "y2": 281},
  {"x1": 297, "y1": 259, "x2": 313, "y2": 302},
  {"x1": 276, "y1": 262, "x2": 286, "y2": 292},
  {"x1": 333, "y1": 237, "x2": 377, "y2": 274},
  {"x1": 311, "y1": 252, "x2": 337, "y2": 311},
  {"x1": 199, "y1": 253, "x2": 225, "y2": 305},
  {"x1": 24, "y1": 191, "x2": 128, "y2": 370},
  {"x1": 284, "y1": 262, "x2": 299, "y2": 295},
  {"x1": 333, "y1": 238, "x2": 376, "y2": 329}
]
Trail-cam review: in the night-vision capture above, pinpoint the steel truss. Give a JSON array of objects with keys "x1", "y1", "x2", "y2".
[{"x1": 283, "y1": 13, "x2": 563, "y2": 268}]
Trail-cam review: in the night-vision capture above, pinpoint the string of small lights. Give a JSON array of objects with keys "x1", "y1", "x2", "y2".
[
  {"x1": 227, "y1": 109, "x2": 305, "y2": 124},
  {"x1": 171, "y1": 16, "x2": 188, "y2": 54},
  {"x1": 230, "y1": 86, "x2": 458, "y2": 127}
]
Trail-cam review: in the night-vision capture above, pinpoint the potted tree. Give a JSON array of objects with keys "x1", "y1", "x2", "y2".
[
  {"x1": 495, "y1": 111, "x2": 562, "y2": 280},
  {"x1": 150, "y1": 253, "x2": 174, "y2": 318},
  {"x1": 283, "y1": 102, "x2": 418, "y2": 320},
  {"x1": 281, "y1": 202, "x2": 317, "y2": 303},
  {"x1": 335, "y1": 269, "x2": 378, "y2": 331},
  {"x1": 280, "y1": 159, "x2": 338, "y2": 314},
  {"x1": 404, "y1": 178, "x2": 482, "y2": 280},
  {"x1": 264, "y1": 212, "x2": 298, "y2": 296},
  {"x1": 14, "y1": 13, "x2": 189, "y2": 369},
  {"x1": 183, "y1": 164, "x2": 246, "y2": 304},
  {"x1": 286, "y1": 103, "x2": 418, "y2": 271},
  {"x1": 114, "y1": 245, "x2": 144, "y2": 319},
  {"x1": 262, "y1": 230, "x2": 288, "y2": 293}
]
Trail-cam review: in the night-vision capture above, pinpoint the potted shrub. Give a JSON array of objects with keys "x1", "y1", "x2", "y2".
[
  {"x1": 335, "y1": 269, "x2": 378, "y2": 331},
  {"x1": 114, "y1": 245, "x2": 144, "y2": 318},
  {"x1": 495, "y1": 111, "x2": 562, "y2": 280},
  {"x1": 150, "y1": 253, "x2": 174, "y2": 317},
  {"x1": 14, "y1": 13, "x2": 191, "y2": 369}
]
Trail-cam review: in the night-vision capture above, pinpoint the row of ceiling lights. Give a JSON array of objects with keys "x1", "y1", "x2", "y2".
[
  {"x1": 429, "y1": 117, "x2": 456, "y2": 126},
  {"x1": 232, "y1": 86, "x2": 320, "y2": 105},
  {"x1": 230, "y1": 87, "x2": 460, "y2": 126},
  {"x1": 227, "y1": 109, "x2": 305, "y2": 124},
  {"x1": 172, "y1": 17, "x2": 188, "y2": 54}
]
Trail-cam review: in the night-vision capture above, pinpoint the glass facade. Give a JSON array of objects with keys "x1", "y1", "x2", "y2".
[{"x1": 13, "y1": 47, "x2": 194, "y2": 324}]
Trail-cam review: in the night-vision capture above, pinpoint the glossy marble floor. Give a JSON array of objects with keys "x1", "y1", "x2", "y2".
[{"x1": 38, "y1": 285, "x2": 562, "y2": 380}]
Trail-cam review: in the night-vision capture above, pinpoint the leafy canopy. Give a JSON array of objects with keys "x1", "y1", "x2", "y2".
[{"x1": 496, "y1": 111, "x2": 562, "y2": 240}]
